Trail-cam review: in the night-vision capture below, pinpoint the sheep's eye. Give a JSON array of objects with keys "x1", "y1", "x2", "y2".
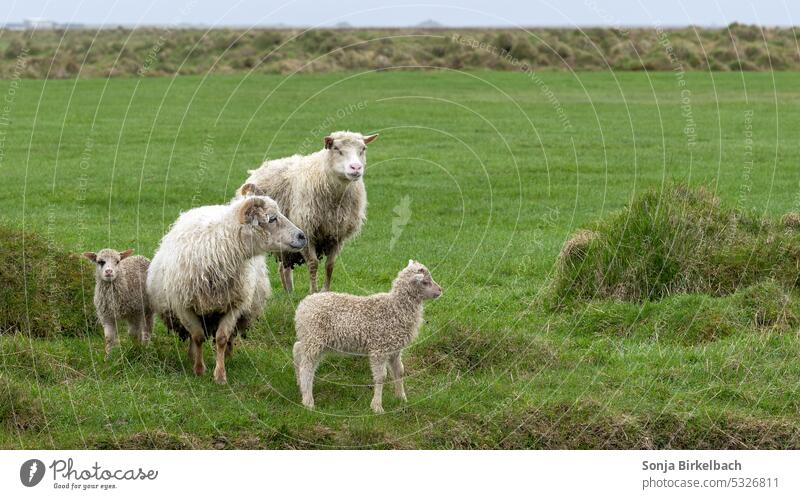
[
  {"x1": 97, "y1": 260, "x2": 105, "y2": 266},
  {"x1": 360, "y1": 147, "x2": 365, "y2": 154},
  {"x1": 268, "y1": 215, "x2": 277, "y2": 224}
]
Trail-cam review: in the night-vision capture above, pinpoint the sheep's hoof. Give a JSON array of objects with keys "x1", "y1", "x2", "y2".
[
  {"x1": 214, "y1": 376, "x2": 227, "y2": 385},
  {"x1": 398, "y1": 393, "x2": 408, "y2": 403},
  {"x1": 302, "y1": 398, "x2": 314, "y2": 409},
  {"x1": 194, "y1": 364, "x2": 206, "y2": 376},
  {"x1": 370, "y1": 403, "x2": 384, "y2": 414}
]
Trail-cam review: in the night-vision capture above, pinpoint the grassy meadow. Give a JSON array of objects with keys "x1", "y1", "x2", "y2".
[{"x1": 2, "y1": 69, "x2": 800, "y2": 448}]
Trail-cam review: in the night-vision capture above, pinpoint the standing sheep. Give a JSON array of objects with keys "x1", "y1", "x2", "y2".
[
  {"x1": 293, "y1": 260, "x2": 442, "y2": 413},
  {"x1": 241, "y1": 130, "x2": 378, "y2": 293},
  {"x1": 146, "y1": 195, "x2": 306, "y2": 384},
  {"x1": 82, "y1": 248, "x2": 152, "y2": 357}
]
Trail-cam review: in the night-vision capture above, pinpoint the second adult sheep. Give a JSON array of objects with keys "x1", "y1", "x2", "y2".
[{"x1": 241, "y1": 130, "x2": 379, "y2": 293}]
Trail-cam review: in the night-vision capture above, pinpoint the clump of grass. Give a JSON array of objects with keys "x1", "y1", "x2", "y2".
[
  {"x1": 0, "y1": 223, "x2": 95, "y2": 338},
  {"x1": 782, "y1": 212, "x2": 800, "y2": 230},
  {"x1": 411, "y1": 323, "x2": 560, "y2": 373},
  {"x1": 551, "y1": 184, "x2": 800, "y2": 304},
  {"x1": 0, "y1": 376, "x2": 44, "y2": 431}
]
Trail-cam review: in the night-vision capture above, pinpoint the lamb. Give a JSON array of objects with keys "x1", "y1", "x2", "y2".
[
  {"x1": 293, "y1": 260, "x2": 442, "y2": 413},
  {"x1": 82, "y1": 248, "x2": 152, "y2": 357},
  {"x1": 146, "y1": 194, "x2": 306, "y2": 384},
  {"x1": 240, "y1": 130, "x2": 378, "y2": 293}
]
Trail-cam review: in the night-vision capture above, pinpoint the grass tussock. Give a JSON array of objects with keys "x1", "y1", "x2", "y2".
[
  {"x1": 491, "y1": 402, "x2": 800, "y2": 449},
  {"x1": 0, "y1": 223, "x2": 95, "y2": 338},
  {"x1": 552, "y1": 184, "x2": 800, "y2": 304}
]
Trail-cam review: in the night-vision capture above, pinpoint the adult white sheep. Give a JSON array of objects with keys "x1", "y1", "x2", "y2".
[
  {"x1": 147, "y1": 194, "x2": 306, "y2": 384},
  {"x1": 82, "y1": 248, "x2": 152, "y2": 357},
  {"x1": 240, "y1": 130, "x2": 378, "y2": 293},
  {"x1": 293, "y1": 260, "x2": 442, "y2": 413}
]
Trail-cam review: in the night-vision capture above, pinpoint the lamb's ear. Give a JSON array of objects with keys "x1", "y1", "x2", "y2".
[
  {"x1": 82, "y1": 252, "x2": 97, "y2": 262},
  {"x1": 239, "y1": 183, "x2": 263, "y2": 197},
  {"x1": 238, "y1": 197, "x2": 266, "y2": 225},
  {"x1": 119, "y1": 248, "x2": 134, "y2": 260},
  {"x1": 324, "y1": 136, "x2": 334, "y2": 149},
  {"x1": 363, "y1": 133, "x2": 379, "y2": 144}
]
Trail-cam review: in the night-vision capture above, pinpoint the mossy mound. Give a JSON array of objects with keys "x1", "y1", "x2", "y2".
[
  {"x1": 552, "y1": 184, "x2": 800, "y2": 304},
  {"x1": 0, "y1": 223, "x2": 95, "y2": 338}
]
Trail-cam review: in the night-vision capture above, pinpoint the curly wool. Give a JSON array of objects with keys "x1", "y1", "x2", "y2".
[{"x1": 294, "y1": 266, "x2": 428, "y2": 357}]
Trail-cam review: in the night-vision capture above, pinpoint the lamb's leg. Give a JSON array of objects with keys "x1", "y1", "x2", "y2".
[
  {"x1": 127, "y1": 316, "x2": 142, "y2": 344},
  {"x1": 304, "y1": 246, "x2": 319, "y2": 294},
  {"x1": 102, "y1": 321, "x2": 119, "y2": 358},
  {"x1": 141, "y1": 312, "x2": 154, "y2": 344},
  {"x1": 369, "y1": 354, "x2": 388, "y2": 414},
  {"x1": 213, "y1": 311, "x2": 241, "y2": 385},
  {"x1": 296, "y1": 343, "x2": 321, "y2": 409},
  {"x1": 279, "y1": 264, "x2": 294, "y2": 293},
  {"x1": 322, "y1": 244, "x2": 341, "y2": 292},
  {"x1": 388, "y1": 353, "x2": 407, "y2": 402},
  {"x1": 176, "y1": 308, "x2": 206, "y2": 376}
]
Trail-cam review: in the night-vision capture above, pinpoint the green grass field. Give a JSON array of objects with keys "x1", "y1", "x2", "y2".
[{"x1": 2, "y1": 70, "x2": 800, "y2": 449}]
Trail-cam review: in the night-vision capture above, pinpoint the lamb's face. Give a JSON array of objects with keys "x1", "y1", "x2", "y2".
[
  {"x1": 324, "y1": 132, "x2": 379, "y2": 182},
  {"x1": 237, "y1": 196, "x2": 307, "y2": 254},
  {"x1": 82, "y1": 248, "x2": 134, "y2": 283},
  {"x1": 403, "y1": 260, "x2": 443, "y2": 300}
]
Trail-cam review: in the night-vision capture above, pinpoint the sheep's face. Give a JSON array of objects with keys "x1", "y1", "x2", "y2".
[
  {"x1": 237, "y1": 196, "x2": 307, "y2": 254},
  {"x1": 324, "y1": 131, "x2": 379, "y2": 182},
  {"x1": 83, "y1": 248, "x2": 134, "y2": 283},
  {"x1": 402, "y1": 260, "x2": 443, "y2": 300}
]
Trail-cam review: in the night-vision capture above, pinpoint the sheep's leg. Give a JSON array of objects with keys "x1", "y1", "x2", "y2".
[
  {"x1": 141, "y1": 312, "x2": 154, "y2": 344},
  {"x1": 279, "y1": 264, "x2": 294, "y2": 293},
  {"x1": 176, "y1": 309, "x2": 206, "y2": 376},
  {"x1": 322, "y1": 244, "x2": 341, "y2": 292},
  {"x1": 127, "y1": 316, "x2": 142, "y2": 344},
  {"x1": 102, "y1": 321, "x2": 119, "y2": 358},
  {"x1": 304, "y1": 246, "x2": 319, "y2": 294},
  {"x1": 369, "y1": 354, "x2": 388, "y2": 414},
  {"x1": 388, "y1": 353, "x2": 407, "y2": 402},
  {"x1": 213, "y1": 311, "x2": 240, "y2": 385},
  {"x1": 296, "y1": 343, "x2": 321, "y2": 409}
]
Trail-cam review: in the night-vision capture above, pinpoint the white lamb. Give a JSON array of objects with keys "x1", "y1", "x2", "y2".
[
  {"x1": 147, "y1": 194, "x2": 306, "y2": 384},
  {"x1": 82, "y1": 248, "x2": 152, "y2": 357},
  {"x1": 241, "y1": 130, "x2": 378, "y2": 293},
  {"x1": 293, "y1": 260, "x2": 442, "y2": 413}
]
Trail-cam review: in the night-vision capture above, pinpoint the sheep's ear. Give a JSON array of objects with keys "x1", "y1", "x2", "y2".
[
  {"x1": 238, "y1": 197, "x2": 266, "y2": 225},
  {"x1": 239, "y1": 183, "x2": 263, "y2": 197},
  {"x1": 363, "y1": 133, "x2": 379, "y2": 144},
  {"x1": 82, "y1": 252, "x2": 97, "y2": 262},
  {"x1": 119, "y1": 248, "x2": 134, "y2": 260},
  {"x1": 324, "y1": 136, "x2": 334, "y2": 149}
]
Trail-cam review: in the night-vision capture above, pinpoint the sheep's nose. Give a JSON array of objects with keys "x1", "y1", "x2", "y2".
[
  {"x1": 297, "y1": 232, "x2": 306, "y2": 242},
  {"x1": 104, "y1": 270, "x2": 113, "y2": 276},
  {"x1": 348, "y1": 163, "x2": 363, "y2": 172}
]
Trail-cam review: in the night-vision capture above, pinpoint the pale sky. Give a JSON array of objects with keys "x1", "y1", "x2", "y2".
[{"x1": 2, "y1": 0, "x2": 798, "y2": 28}]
